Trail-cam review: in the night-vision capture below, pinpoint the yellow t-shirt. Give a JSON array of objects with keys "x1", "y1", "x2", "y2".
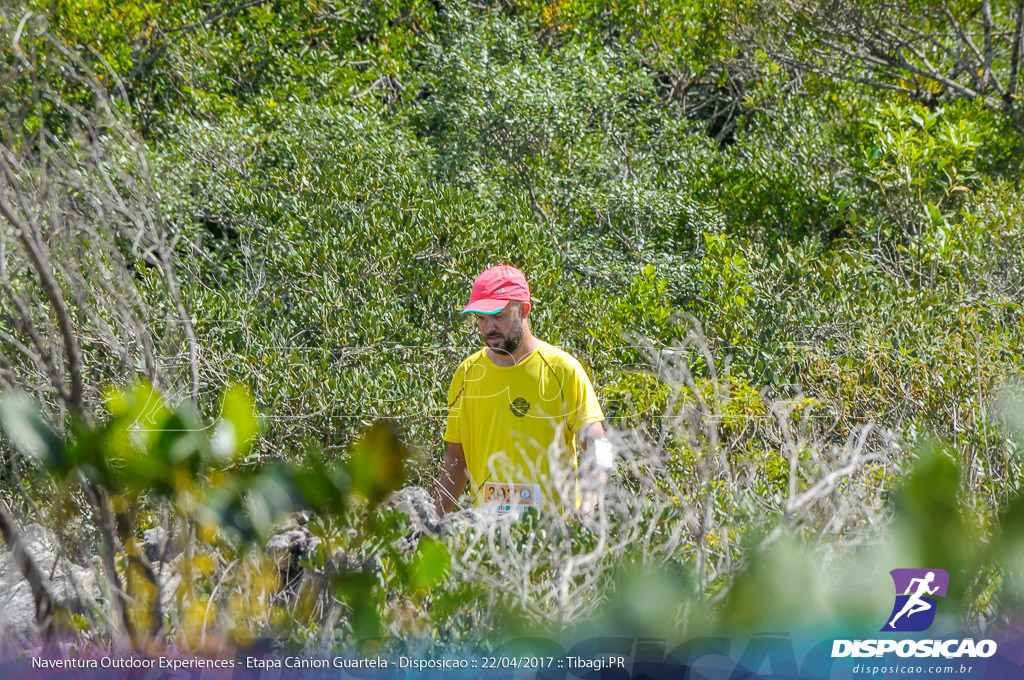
[{"x1": 443, "y1": 341, "x2": 604, "y2": 512}]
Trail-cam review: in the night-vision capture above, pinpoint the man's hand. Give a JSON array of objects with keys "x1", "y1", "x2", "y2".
[
  {"x1": 435, "y1": 441, "x2": 468, "y2": 516},
  {"x1": 577, "y1": 422, "x2": 612, "y2": 516}
]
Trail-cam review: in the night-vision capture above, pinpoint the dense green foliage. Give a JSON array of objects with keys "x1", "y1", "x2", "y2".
[{"x1": 2, "y1": 0, "x2": 1024, "y2": 655}]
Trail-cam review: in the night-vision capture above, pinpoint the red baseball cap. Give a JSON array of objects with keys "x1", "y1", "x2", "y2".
[{"x1": 461, "y1": 265, "x2": 532, "y2": 315}]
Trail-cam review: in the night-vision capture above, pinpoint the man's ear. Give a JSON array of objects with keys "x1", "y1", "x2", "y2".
[{"x1": 520, "y1": 302, "x2": 531, "y2": 318}]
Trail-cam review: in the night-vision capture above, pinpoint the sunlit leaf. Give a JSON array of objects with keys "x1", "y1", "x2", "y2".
[
  {"x1": 0, "y1": 392, "x2": 64, "y2": 472},
  {"x1": 410, "y1": 537, "x2": 449, "y2": 592},
  {"x1": 346, "y1": 421, "x2": 408, "y2": 507}
]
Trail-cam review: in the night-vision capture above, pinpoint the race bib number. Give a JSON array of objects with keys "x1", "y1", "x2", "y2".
[{"x1": 482, "y1": 482, "x2": 540, "y2": 516}]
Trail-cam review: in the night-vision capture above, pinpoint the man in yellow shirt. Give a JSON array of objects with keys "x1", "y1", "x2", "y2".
[{"x1": 435, "y1": 265, "x2": 612, "y2": 516}]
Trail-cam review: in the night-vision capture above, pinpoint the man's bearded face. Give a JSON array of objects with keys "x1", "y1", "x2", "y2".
[{"x1": 477, "y1": 302, "x2": 525, "y2": 355}]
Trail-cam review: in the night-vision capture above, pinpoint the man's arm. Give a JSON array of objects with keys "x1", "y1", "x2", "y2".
[
  {"x1": 578, "y1": 420, "x2": 607, "y2": 451},
  {"x1": 577, "y1": 421, "x2": 611, "y2": 515},
  {"x1": 435, "y1": 441, "x2": 469, "y2": 516}
]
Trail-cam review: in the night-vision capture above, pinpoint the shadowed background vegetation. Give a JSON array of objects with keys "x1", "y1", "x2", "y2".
[{"x1": 2, "y1": 0, "x2": 1024, "y2": 659}]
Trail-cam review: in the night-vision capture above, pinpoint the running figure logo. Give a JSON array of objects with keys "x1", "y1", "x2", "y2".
[{"x1": 881, "y1": 569, "x2": 949, "y2": 632}]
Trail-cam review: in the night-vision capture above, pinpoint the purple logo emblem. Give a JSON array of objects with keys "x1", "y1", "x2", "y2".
[{"x1": 881, "y1": 569, "x2": 949, "y2": 632}]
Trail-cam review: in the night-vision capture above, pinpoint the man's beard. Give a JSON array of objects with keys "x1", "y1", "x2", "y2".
[{"x1": 485, "y1": 318, "x2": 524, "y2": 356}]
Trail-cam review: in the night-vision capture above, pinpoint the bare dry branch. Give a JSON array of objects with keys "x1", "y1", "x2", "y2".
[{"x1": 759, "y1": 0, "x2": 1023, "y2": 116}]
